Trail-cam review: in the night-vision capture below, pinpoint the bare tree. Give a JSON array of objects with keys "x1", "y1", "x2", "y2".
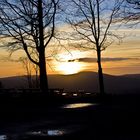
[
  {"x1": 0, "y1": 0, "x2": 59, "y2": 91},
  {"x1": 21, "y1": 57, "x2": 32, "y2": 88},
  {"x1": 67, "y1": 0, "x2": 123, "y2": 95},
  {"x1": 32, "y1": 62, "x2": 40, "y2": 88},
  {"x1": 123, "y1": 0, "x2": 140, "y2": 24},
  {"x1": 0, "y1": 81, "x2": 3, "y2": 89},
  {"x1": 19, "y1": 57, "x2": 39, "y2": 88}
]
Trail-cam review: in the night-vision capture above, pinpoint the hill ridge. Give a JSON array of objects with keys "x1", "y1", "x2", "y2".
[{"x1": 0, "y1": 72, "x2": 140, "y2": 94}]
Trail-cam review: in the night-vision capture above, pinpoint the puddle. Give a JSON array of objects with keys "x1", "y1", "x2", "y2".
[
  {"x1": 27, "y1": 129, "x2": 65, "y2": 137},
  {"x1": 73, "y1": 93, "x2": 78, "y2": 96},
  {"x1": 62, "y1": 93, "x2": 67, "y2": 96},
  {"x1": 0, "y1": 135, "x2": 7, "y2": 140},
  {"x1": 0, "y1": 131, "x2": 65, "y2": 140},
  {"x1": 85, "y1": 92, "x2": 91, "y2": 95},
  {"x1": 47, "y1": 130, "x2": 65, "y2": 136},
  {"x1": 25, "y1": 124, "x2": 84, "y2": 137},
  {"x1": 0, "y1": 125, "x2": 84, "y2": 139},
  {"x1": 63, "y1": 103, "x2": 98, "y2": 109},
  {"x1": 0, "y1": 128, "x2": 78, "y2": 139}
]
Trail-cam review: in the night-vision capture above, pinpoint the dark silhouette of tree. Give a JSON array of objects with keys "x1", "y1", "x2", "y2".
[
  {"x1": 19, "y1": 57, "x2": 39, "y2": 88},
  {"x1": 0, "y1": 81, "x2": 3, "y2": 89},
  {"x1": 126, "y1": 0, "x2": 140, "y2": 5},
  {"x1": 0, "y1": 0, "x2": 59, "y2": 91},
  {"x1": 66, "y1": 0, "x2": 123, "y2": 95},
  {"x1": 123, "y1": 0, "x2": 140, "y2": 24}
]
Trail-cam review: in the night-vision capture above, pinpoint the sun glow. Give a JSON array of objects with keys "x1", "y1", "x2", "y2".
[{"x1": 57, "y1": 62, "x2": 82, "y2": 75}]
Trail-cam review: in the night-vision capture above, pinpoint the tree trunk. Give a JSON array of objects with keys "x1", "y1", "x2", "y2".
[
  {"x1": 97, "y1": 49, "x2": 105, "y2": 95},
  {"x1": 39, "y1": 49, "x2": 48, "y2": 91},
  {"x1": 38, "y1": 0, "x2": 48, "y2": 91},
  {"x1": 35, "y1": 66, "x2": 39, "y2": 88}
]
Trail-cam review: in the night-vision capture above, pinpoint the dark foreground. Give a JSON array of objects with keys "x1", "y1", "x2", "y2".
[{"x1": 0, "y1": 92, "x2": 140, "y2": 140}]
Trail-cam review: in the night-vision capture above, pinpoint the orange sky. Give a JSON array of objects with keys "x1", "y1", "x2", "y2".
[{"x1": 0, "y1": 29, "x2": 140, "y2": 77}]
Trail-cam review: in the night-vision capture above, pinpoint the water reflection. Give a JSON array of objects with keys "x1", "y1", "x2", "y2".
[
  {"x1": 0, "y1": 129, "x2": 74, "y2": 139},
  {"x1": 27, "y1": 129, "x2": 65, "y2": 137},
  {"x1": 62, "y1": 93, "x2": 67, "y2": 96},
  {"x1": 85, "y1": 92, "x2": 91, "y2": 95},
  {"x1": 48, "y1": 130, "x2": 64, "y2": 136},
  {"x1": 63, "y1": 103, "x2": 98, "y2": 109},
  {"x1": 73, "y1": 93, "x2": 78, "y2": 96},
  {"x1": 0, "y1": 125, "x2": 84, "y2": 139},
  {"x1": 0, "y1": 135, "x2": 7, "y2": 140}
]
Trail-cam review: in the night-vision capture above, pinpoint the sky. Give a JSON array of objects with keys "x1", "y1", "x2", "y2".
[
  {"x1": 0, "y1": 28, "x2": 140, "y2": 78},
  {"x1": 0, "y1": 0, "x2": 140, "y2": 78},
  {"x1": 50, "y1": 29, "x2": 140, "y2": 76}
]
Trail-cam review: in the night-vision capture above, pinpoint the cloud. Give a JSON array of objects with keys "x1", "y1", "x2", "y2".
[
  {"x1": 75, "y1": 57, "x2": 139, "y2": 63},
  {"x1": 51, "y1": 56, "x2": 139, "y2": 63},
  {"x1": 46, "y1": 58, "x2": 53, "y2": 62},
  {"x1": 78, "y1": 58, "x2": 97, "y2": 63}
]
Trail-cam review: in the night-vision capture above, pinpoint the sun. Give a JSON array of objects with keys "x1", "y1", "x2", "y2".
[
  {"x1": 54, "y1": 51, "x2": 85, "y2": 75},
  {"x1": 57, "y1": 62, "x2": 82, "y2": 75}
]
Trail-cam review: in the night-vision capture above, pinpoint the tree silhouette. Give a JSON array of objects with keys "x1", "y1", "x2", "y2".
[
  {"x1": 66, "y1": 0, "x2": 123, "y2": 95},
  {"x1": 0, "y1": 81, "x2": 3, "y2": 89},
  {"x1": 0, "y1": 0, "x2": 59, "y2": 91},
  {"x1": 19, "y1": 57, "x2": 39, "y2": 88},
  {"x1": 123, "y1": 0, "x2": 140, "y2": 24}
]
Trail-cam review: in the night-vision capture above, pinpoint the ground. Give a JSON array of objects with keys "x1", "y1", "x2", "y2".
[{"x1": 0, "y1": 93, "x2": 139, "y2": 140}]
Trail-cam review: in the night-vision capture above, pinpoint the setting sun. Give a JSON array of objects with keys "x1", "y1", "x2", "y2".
[{"x1": 57, "y1": 62, "x2": 82, "y2": 75}]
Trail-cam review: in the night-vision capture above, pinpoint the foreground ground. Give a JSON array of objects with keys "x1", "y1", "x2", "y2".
[{"x1": 0, "y1": 92, "x2": 140, "y2": 140}]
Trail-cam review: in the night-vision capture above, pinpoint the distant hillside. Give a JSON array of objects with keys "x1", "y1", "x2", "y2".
[
  {"x1": 0, "y1": 76, "x2": 28, "y2": 89},
  {"x1": 123, "y1": 74, "x2": 140, "y2": 79},
  {"x1": 48, "y1": 72, "x2": 99, "y2": 93},
  {"x1": 0, "y1": 72, "x2": 140, "y2": 94}
]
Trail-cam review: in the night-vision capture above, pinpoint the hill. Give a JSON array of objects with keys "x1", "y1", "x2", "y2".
[{"x1": 0, "y1": 72, "x2": 140, "y2": 94}]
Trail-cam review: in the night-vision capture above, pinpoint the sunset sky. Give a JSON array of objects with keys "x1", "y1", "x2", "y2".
[
  {"x1": 51, "y1": 29, "x2": 140, "y2": 75},
  {"x1": 0, "y1": 28, "x2": 140, "y2": 78},
  {"x1": 0, "y1": 0, "x2": 140, "y2": 78}
]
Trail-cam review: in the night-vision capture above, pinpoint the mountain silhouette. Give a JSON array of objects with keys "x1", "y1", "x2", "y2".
[{"x1": 0, "y1": 71, "x2": 140, "y2": 94}]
